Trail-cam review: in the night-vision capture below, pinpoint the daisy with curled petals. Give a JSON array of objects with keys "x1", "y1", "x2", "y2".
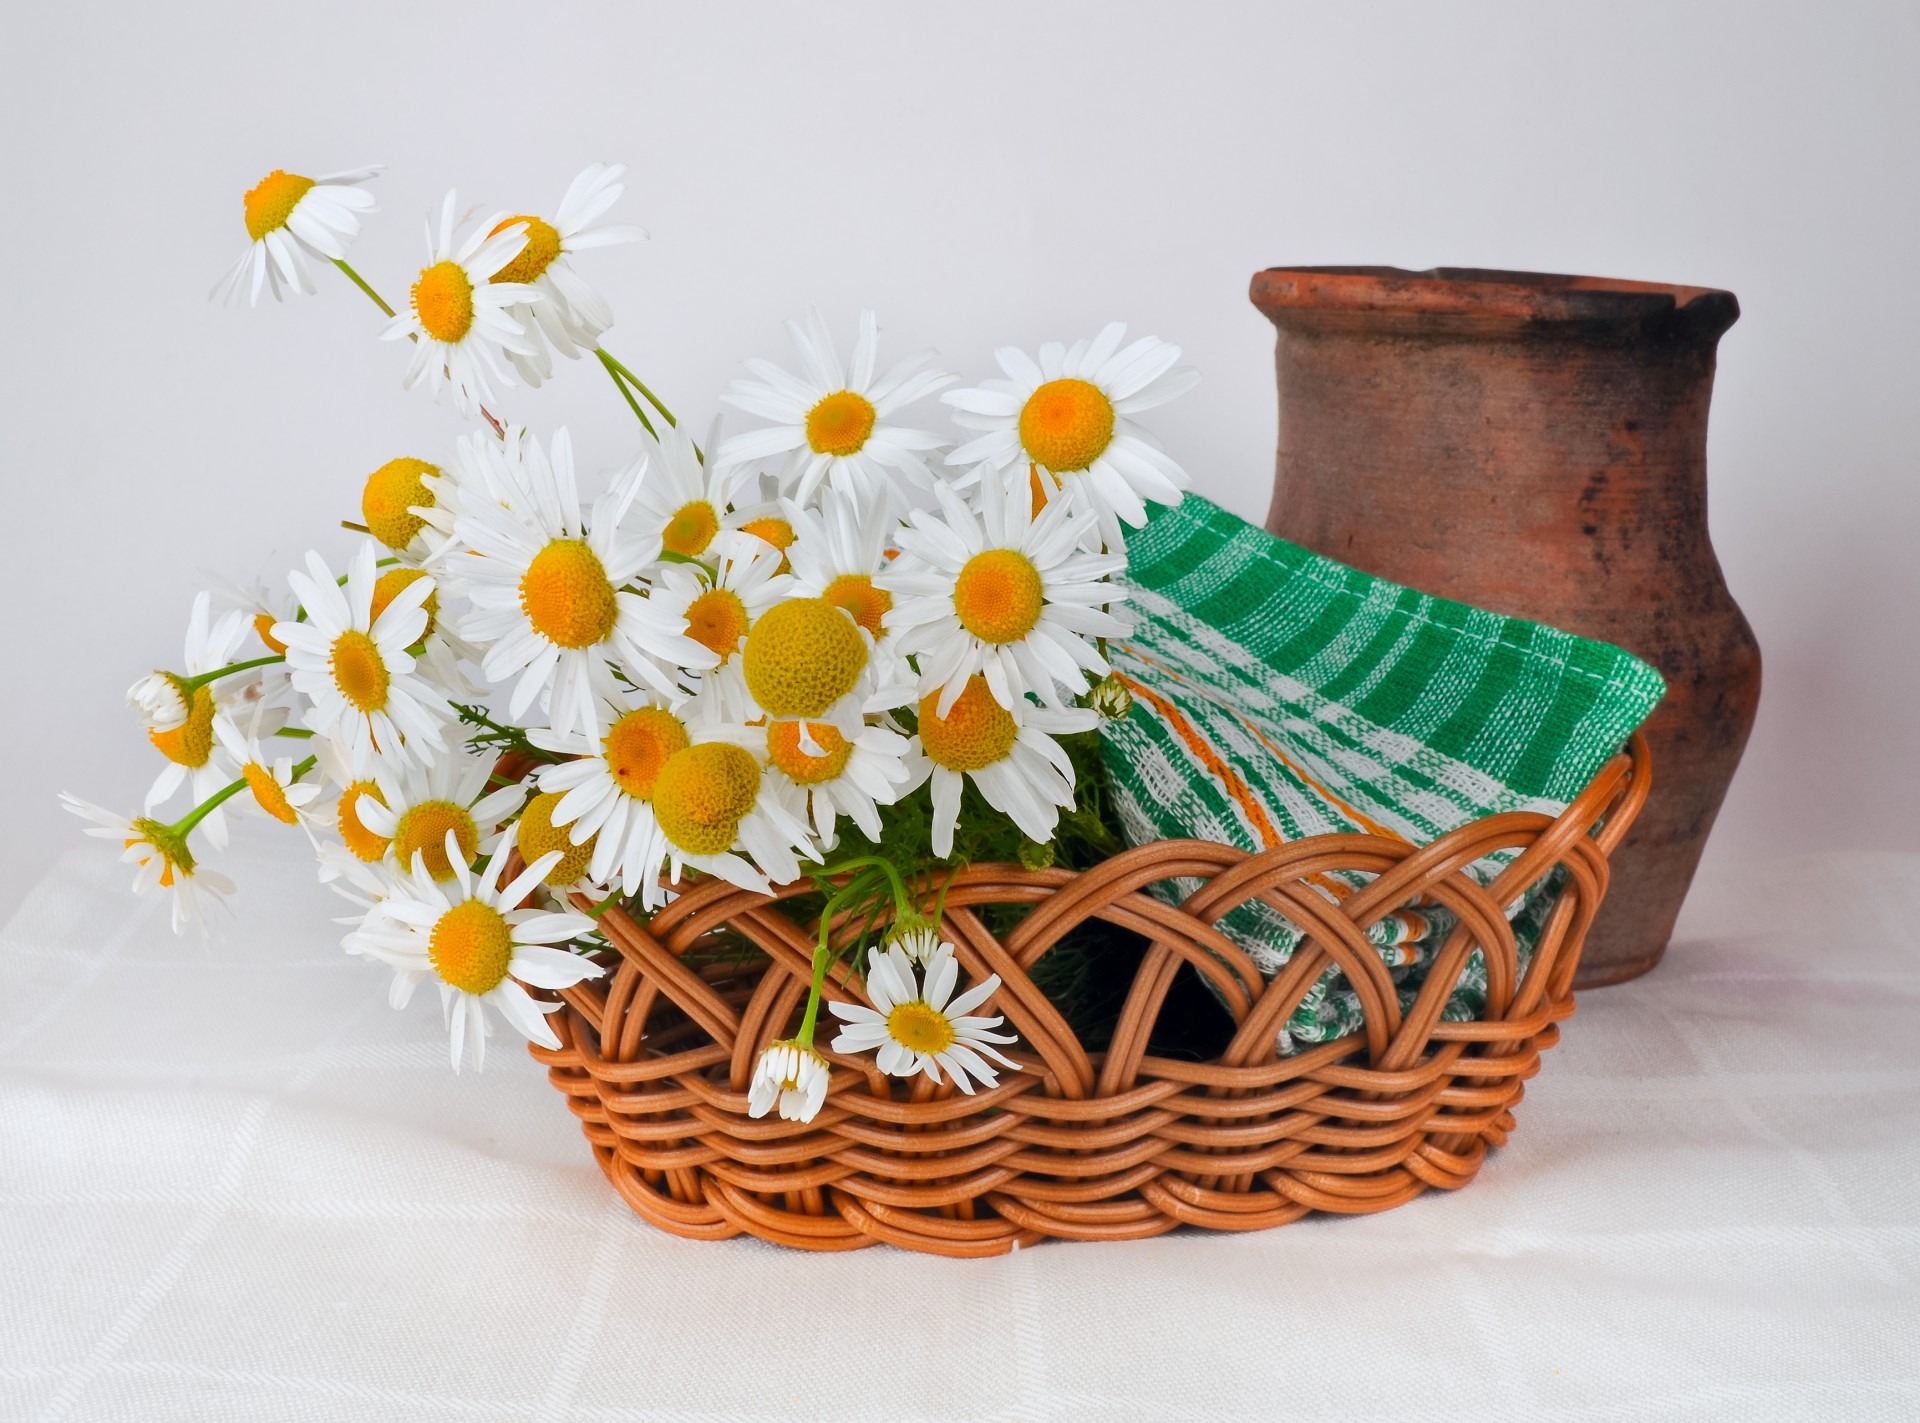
[
  {"x1": 486, "y1": 163, "x2": 647, "y2": 386},
  {"x1": 129, "y1": 592, "x2": 252, "y2": 849},
  {"x1": 748, "y1": 1039, "x2": 832, "y2": 1122},
  {"x1": 828, "y1": 939, "x2": 1019, "y2": 1094},
  {"x1": 212, "y1": 715, "x2": 321, "y2": 827},
  {"x1": 345, "y1": 829, "x2": 604, "y2": 1073},
  {"x1": 354, "y1": 745, "x2": 529, "y2": 881},
  {"x1": 759, "y1": 718, "x2": 916, "y2": 846},
  {"x1": 717, "y1": 309, "x2": 955, "y2": 507},
  {"x1": 915, "y1": 675, "x2": 1097, "y2": 857},
  {"x1": 629, "y1": 420, "x2": 755, "y2": 565},
  {"x1": 60, "y1": 795, "x2": 234, "y2": 937},
  {"x1": 886, "y1": 473, "x2": 1129, "y2": 716},
  {"x1": 276, "y1": 543, "x2": 453, "y2": 767},
  {"x1": 648, "y1": 534, "x2": 791, "y2": 721},
  {"x1": 380, "y1": 190, "x2": 542, "y2": 416},
  {"x1": 943, "y1": 322, "x2": 1199, "y2": 549},
  {"x1": 213, "y1": 164, "x2": 380, "y2": 306},
  {"x1": 651, "y1": 738, "x2": 820, "y2": 897},
  {"x1": 449, "y1": 427, "x2": 714, "y2": 742}
]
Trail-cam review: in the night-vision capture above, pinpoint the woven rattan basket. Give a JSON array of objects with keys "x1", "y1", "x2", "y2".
[{"x1": 527, "y1": 733, "x2": 1650, "y2": 1256}]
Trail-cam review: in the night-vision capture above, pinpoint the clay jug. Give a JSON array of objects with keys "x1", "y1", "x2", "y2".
[{"x1": 1253, "y1": 266, "x2": 1759, "y2": 987}]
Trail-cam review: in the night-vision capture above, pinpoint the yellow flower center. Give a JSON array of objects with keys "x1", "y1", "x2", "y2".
[
  {"x1": 148, "y1": 684, "x2": 216, "y2": 768},
  {"x1": 243, "y1": 169, "x2": 314, "y2": 241},
  {"x1": 329, "y1": 630, "x2": 390, "y2": 713},
  {"x1": 887, "y1": 1001, "x2": 957, "y2": 1055},
  {"x1": 662, "y1": 500, "x2": 720, "y2": 558},
  {"x1": 411, "y1": 260, "x2": 476, "y2": 344},
  {"x1": 604, "y1": 707, "x2": 690, "y2": 801},
  {"x1": 392, "y1": 800, "x2": 479, "y2": 880},
  {"x1": 653, "y1": 743, "x2": 761, "y2": 856},
  {"x1": 1018, "y1": 378, "x2": 1115, "y2": 472},
  {"x1": 953, "y1": 548, "x2": 1044, "y2": 645},
  {"x1": 486, "y1": 214, "x2": 563, "y2": 284},
  {"x1": 918, "y1": 677, "x2": 1018, "y2": 772},
  {"x1": 766, "y1": 722, "x2": 853, "y2": 785},
  {"x1": 253, "y1": 612, "x2": 288, "y2": 655},
  {"x1": 821, "y1": 573, "x2": 892, "y2": 638},
  {"x1": 362, "y1": 457, "x2": 439, "y2": 552},
  {"x1": 428, "y1": 899, "x2": 516, "y2": 996},
  {"x1": 519, "y1": 539, "x2": 618, "y2": 649},
  {"x1": 242, "y1": 763, "x2": 299, "y2": 825},
  {"x1": 516, "y1": 791, "x2": 597, "y2": 885},
  {"x1": 742, "y1": 598, "x2": 868, "y2": 719},
  {"x1": 684, "y1": 587, "x2": 749, "y2": 662},
  {"x1": 338, "y1": 781, "x2": 391, "y2": 861},
  {"x1": 370, "y1": 567, "x2": 438, "y2": 638},
  {"x1": 805, "y1": 390, "x2": 877, "y2": 457},
  {"x1": 738, "y1": 516, "x2": 795, "y2": 574}
]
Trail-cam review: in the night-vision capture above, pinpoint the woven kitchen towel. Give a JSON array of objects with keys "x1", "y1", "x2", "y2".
[{"x1": 1099, "y1": 494, "x2": 1665, "y2": 1050}]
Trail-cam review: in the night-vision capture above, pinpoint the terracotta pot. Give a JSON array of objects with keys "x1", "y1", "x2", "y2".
[{"x1": 1252, "y1": 266, "x2": 1759, "y2": 987}]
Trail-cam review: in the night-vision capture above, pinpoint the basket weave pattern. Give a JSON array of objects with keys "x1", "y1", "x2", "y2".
[{"x1": 529, "y1": 735, "x2": 1650, "y2": 1255}]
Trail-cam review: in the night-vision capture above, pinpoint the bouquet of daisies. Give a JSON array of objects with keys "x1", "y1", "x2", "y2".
[{"x1": 63, "y1": 161, "x2": 1197, "y2": 1123}]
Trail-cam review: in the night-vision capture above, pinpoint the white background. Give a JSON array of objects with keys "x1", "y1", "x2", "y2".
[{"x1": 2, "y1": 1, "x2": 1916, "y2": 913}]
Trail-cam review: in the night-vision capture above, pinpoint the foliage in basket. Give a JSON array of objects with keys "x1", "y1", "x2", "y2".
[{"x1": 62, "y1": 159, "x2": 1203, "y2": 1118}]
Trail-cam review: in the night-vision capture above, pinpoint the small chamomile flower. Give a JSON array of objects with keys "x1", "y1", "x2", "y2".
[
  {"x1": 828, "y1": 940, "x2": 1018, "y2": 1093},
  {"x1": 344, "y1": 831, "x2": 604, "y2": 1073},
  {"x1": 747, "y1": 1039, "x2": 832, "y2": 1123},
  {"x1": 761, "y1": 718, "x2": 917, "y2": 845},
  {"x1": 943, "y1": 323, "x2": 1199, "y2": 549},
  {"x1": 213, "y1": 164, "x2": 381, "y2": 306},
  {"x1": 648, "y1": 534, "x2": 792, "y2": 721},
  {"x1": 886, "y1": 472, "x2": 1129, "y2": 715},
  {"x1": 132, "y1": 592, "x2": 252, "y2": 848},
  {"x1": 717, "y1": 309, "x2": 955, "y2": 507},
  {"x1": 60, "y1": 795, "x2": 234, "y2": 937},
  {"x1": 629, "y1": 420, "x2": 755, "y2": 564},
  {"x1": 360, "y1": 457, "x2": 445, "y2": 557},
  {"x1": 738, "y1": 596, "x2": 910, "y2": 747},
  {"x1": 914, "y1": 675, "x2": 1097, "y2": 857},
  {"x1": 353, "y1": 746, "x2": 529, "y2": 881},
  {"x1": 380, "y1": 190, "x2": 542, "y2": 416},
  {"x1": 786, "y1": 488, "x2": 906, "y2": 673},
  {"x1": 885, "y1": 923, "x2": 946, "y2": 969},
  {"x1": 486, "y1": 163, "x2": 647, "y2": 385},
  {"x1": 276, "y1": 543, "x2": 454, "y2": 768},
  {"x1": 448, "y1": 427, "x2": 714, "y2": 742},
  {"x1": 212, "y1": 716, "x2": 321, "y2": 826},
  {"x1": 652, "y1": 740, "x2": 820, "y2": 898}
]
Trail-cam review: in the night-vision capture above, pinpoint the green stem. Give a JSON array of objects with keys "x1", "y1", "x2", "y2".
[
  {"x1": 333, "y1": 259, "x2": 396, "y2": 318},
  {"x1": 796, "y1": 939, "x2": 836, "y2": 1048},
  {"x1": 273, "y1": 727, "x2": 315, "y2": 739},
  {"x1": 597, "y1": 350, "x2": 680, "y2": 429},
  {"x1": 817, "y1": 854, "x2": 914, "y2": 921},
  {"x1": 182, "y1": 654, "x2": 284, "y2": 692},
  {"x1": 596, "y1": 349, "x2": 658, "y2": 437},
  {"x1": 170, "y1": 777, "x2": 249, "y2": 838}
]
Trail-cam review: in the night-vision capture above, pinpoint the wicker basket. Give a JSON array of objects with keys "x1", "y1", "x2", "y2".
[{"x1": 527, "y1": 733, "x2": 1650, "y2": 1256}]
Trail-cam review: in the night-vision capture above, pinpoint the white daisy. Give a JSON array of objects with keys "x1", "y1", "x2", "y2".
[
  {"x1": 345, "y1": 830, "x2": 604, "y2": 1073},
  {"x1": 647, "y1": 534, "x2": 791, "y2": 721},
  {"x1": 786, "y1": 488, "x2": 906, "y2": 673},
  {"x1": 651, "y1": 738, "x2": 820, "y2": 898},
  {"x1": 747, "y1": 1039, "x2": 832, "y2": 1123},
  {"x1": 629, "y1": 420, "x2": 755, "y2": 563},
  {"x1": 212, "y1": 164, "x2": 381, "y2": 306},
  {"x1": 828, "y1": 940, "x2": 1018, "y2": 1093},
  {"x1": 943, "y1": 322, "x2": 1199, "y2": 549},
  {"x1": 354, "y1": 745, "x2": 529, "y2": 881},
  {"x1": 276, "y1": 543, "x2": 454, "y2": 767},
  {"x1": 380, "y1": 190, "x2": 543, "y2": 416},
  {"x1": 724, "y1": 496, "x2": 801, "y2": 575},
  {"x1": 886, "y1": 471, "x2": 1128, "y2": 716},
  {"x1": 717, "y1": 308, "x2": 954, "y2": 507},
  {"x1": 212, "y1": 715, "x2": 322, "y2": 826},
  {"x1": 487, "y1": 163, "x2": 647, "y2": 384},
  {"x1": 359, "y1": 456, "x2": 447, "y2": 558},
  {"x1": 60, "y1": 795, "x2": 234, "y2": 937},
  {"x1": 913, "y1": 675, "x2": 1097, "y2": 857},
  {"x1": 448, "y1": 427, "x2": 714, "y2": 742},
  {"x1": 761, "y1": 718, "x2": 916, "y2": 845},
  {"x1": 131, "y1": 592, "x2": 253, "y2": 849}
]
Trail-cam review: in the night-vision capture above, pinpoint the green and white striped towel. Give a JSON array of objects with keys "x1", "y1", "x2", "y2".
[{"x1": 1098, "y1": 495, "x2": 1665, "y2": 1051}]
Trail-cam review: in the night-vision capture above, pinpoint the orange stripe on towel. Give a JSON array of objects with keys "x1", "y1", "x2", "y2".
[{"x1": 1117, "y1": 673, "x2": 1282, "y2": 851}]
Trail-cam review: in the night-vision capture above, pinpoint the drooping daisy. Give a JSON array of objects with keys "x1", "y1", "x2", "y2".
[
  {"x1": 828, "y1": 940, "x2": 1018, "y2": 1093},
  {"x1": 886, "y1": 474, "x2": 1129, "y2": 715},
  {"x1": 353, "y1": 746, "x2": 529, "y2": 881},
  {"x1": 360, "y1": 457, "x2": 445, "y2": 557},
  {"x1": 276, "y1": 543, "x2": 454, "y2": 766},
  {"x1": 485, "y1": 163, "x2": 647, "y2": 385},
  {"x1": 212, "y1": 715, "x2": 322, "y2": 826},
  {"x1": 943, "y1": 323, "x2": 1199, "y2": 548},
  {"x1": 647, "y1": 534, "x2": 791, "y2": 721},
  {"x1": 738, "y1": 594, "x2": 910, "y2": 748},
  {"x1": 449, "y1": 427, "x2": 713, "y2": 742},
  {"x1": 380, "y1": 191, "x2": 542, "y2": 416},
  {"x1": 914, "y1": 675, "x2": 1097, "y2": 856},
  {"x1": 130, "y1": 592, "x2": 251, "y2": 848},
  {"x1": 786, "y1": 488, "x2": 906, "y2": 673},
  {"x1": 511, "y1": 789, "x2": 603, "y2": 892},
  {"x1": 344, "y1": 831, "x2": 604, "y2": 1073},
  {"x1": 747, "y1": 1039, "x2": 832, "y2": 1123},
  {"x1": 629, "y1": 420, "x2": 755, "y2": 564},
  {"x1": 212, "y1": 165, "x2": 381, "y2": 306},
  {"x1": 762, "y1": 718, "x2": 916, "y2": 845},
  {"x1": 717, "y1": 309, "x2": 955, "y2": 506},
  {"x1": 652, "y1": 739, "x2": 820, "y2": 897},
  {"x1": 60, "y1": 795, "x2": 234, "y2": 937}
]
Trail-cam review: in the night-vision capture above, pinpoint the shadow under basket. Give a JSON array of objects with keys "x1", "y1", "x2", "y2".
[{"x1": 528, "y1": 735, "x2": 1650, "y2": 1257}]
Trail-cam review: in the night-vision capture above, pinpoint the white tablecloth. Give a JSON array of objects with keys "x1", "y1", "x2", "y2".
[{"x1": 2, "y1": 837, "x2": 1917, "y2": 1422}]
